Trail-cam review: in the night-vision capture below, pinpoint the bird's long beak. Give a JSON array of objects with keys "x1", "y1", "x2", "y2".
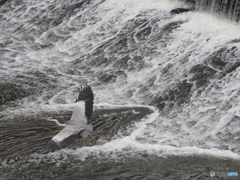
[{"x1": 41, "y1": 117, "x2": 49, "y2": 120}]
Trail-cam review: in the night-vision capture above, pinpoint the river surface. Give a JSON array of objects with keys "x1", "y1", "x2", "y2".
[{"x1": 1, "y1": 0, "x2": 240, "y2": 179}]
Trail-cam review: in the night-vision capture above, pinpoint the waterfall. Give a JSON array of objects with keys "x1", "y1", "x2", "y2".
[
  {"x1": 197, "y1": 0, "x2": 240, "y2": 22},
  {"x1": 178, "y1": 0, "x2": 240, "y2": 22}
]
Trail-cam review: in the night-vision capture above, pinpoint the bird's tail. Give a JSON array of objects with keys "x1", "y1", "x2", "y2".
[{"x1": 80, "y1": 124, "x2": 93, "y2": 137}]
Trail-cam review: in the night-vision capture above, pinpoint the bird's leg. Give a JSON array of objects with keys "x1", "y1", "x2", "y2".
[
  {"x1": 91, "y1": 133, "x2": 105, "y2": 139},
  {"x1": 90, "y1": 135, "x2": 102, "y2": 145}
]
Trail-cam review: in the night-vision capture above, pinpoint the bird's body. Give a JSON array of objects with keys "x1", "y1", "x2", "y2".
[{"x1": 39, "y1": 85, "x2": 94, "y2": 153}]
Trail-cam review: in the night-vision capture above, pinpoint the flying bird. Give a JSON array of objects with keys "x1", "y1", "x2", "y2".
[{"x1": 39, "y1": 85, "x2": 95, "y2": 153}]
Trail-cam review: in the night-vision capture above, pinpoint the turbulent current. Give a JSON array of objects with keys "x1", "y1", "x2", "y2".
[{"x1": 1, "y1": 0, "x2": 240, "y2": 179}]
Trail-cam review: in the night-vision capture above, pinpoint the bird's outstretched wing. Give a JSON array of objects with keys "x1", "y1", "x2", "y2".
[
  {"x1": 38, "y1": 85, "x2": 94, "y2": 153},
  {"x1": 75, "y1": 85, "x2": 94, "y2": 120},
  {"x1": 38, "y1": 126, "x2": 81, "y2": 153}
]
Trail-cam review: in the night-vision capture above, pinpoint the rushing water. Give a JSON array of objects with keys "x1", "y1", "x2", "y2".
[
  {"x1": 1, "y1": 0, "x2": 240, "y2": 179},
  {"x1": 196, "y1": 0, "x2": 240, "y2": 22}
]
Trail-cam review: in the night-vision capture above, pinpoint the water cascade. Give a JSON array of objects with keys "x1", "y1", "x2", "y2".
[
  {"x1": 1, "y1": 0, "x2": 240, "y2": 179},
  {"x1": 179, "y1": 0, "x2": 240, "y2": 22}
]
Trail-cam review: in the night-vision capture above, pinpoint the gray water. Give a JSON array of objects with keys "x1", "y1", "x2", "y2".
[{"x1": 1, "y1": 0, "x2": 240, "y2": 179}]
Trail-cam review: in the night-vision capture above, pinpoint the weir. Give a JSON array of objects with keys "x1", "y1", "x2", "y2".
[{"x1": 179, "y1": 0, "x2": 240, "y2": 22}]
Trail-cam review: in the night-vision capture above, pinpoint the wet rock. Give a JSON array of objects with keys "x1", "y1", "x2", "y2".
[
  {"x1": 112, "y1": 55, "x2": 130, "y2": 69},
  {"x1": 0, "y1": 82, "x2": 30, "y2": 105},
  {"x1": 151, "y1": 96, "x2": 165, "y2": 110},
  {"x1": 170, "y1": 8, "x2": 192, "y2": 14},
  {"x1": 225, "y1": 62, "x2": 240, "y2": 74},
  {"x1": 189, "y1": 64, "x2": 216, "y2": 88},
  {"x1": 0, "y1": 69, "x2": 60, "y2": 106},
  {"x1": 190, "y1": 44, "x2": 240, "y2": 88},
  {"x1": 97, "y1": 71, "x2": 117, "y2": 83},
  {"x1": 151, "y1": 80, "x2": 193, "y2": 110},
  {"x1": 0, "y1": 0, "x2": 8, "y2": 6},
  {"x1": 208, "y1": 57, "x2": 227, "y2": 71},
  {"x1": 135, "y1": 26, "x2": 152, "y2": 41},
  {"x1": 152, "y1": 21, "x2": 185, "y2": 42}
]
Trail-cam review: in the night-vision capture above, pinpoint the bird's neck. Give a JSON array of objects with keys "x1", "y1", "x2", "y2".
[
  {"x1": 48, "y1": 118, "x2": 66, "y2": 127},
  {"x1": 55, "y1": 121, "x2": 66, "y2": 127}
]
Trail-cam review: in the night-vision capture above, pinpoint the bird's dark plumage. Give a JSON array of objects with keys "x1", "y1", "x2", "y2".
[
  {"x1": 76, "y1": 85, "x2": 94, "y2": 120},
  {"x1": 38, "y1": 133, "x2": 81, "y2": 153}
]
